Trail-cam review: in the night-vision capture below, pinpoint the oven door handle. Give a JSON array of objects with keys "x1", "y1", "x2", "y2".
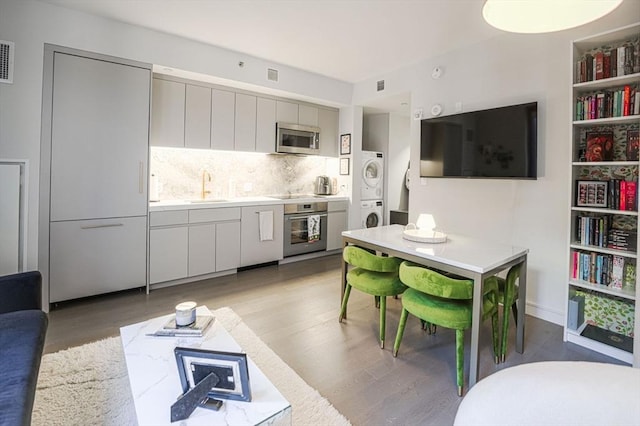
[{"x1": 285, "y1": 213, "x2": 328, "y2": 220}]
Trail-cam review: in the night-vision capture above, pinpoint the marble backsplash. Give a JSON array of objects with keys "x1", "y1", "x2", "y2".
[{"x1": 150, "y1": 147, "x2": 340, "y2": 200}]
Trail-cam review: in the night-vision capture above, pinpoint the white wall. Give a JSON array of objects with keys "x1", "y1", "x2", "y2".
[
  {"x1": 0, "y1": 0, "x2": 352, "y2": 272},
  {"x1": 353, "y1": 5, "x2": 640, "y2": 325}
]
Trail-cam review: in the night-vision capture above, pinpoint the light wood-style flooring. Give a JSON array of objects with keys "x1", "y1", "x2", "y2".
[{"x1": 44, "y1": 254, "x2": 623, "y2": 425}]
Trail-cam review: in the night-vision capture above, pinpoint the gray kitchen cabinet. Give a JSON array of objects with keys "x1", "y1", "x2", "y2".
[
  {"x1": 188, "y1": 224, "x2": 216, "y2": 277},
  {"x1": 276, "y1": 100, "x2": 298, "y2": 124},
  {"x1": 150, "y1": 226, "x2": 189, "y2": 284},
  {"x1": 327, "y1": 200, "x2": 348, "y2": 251},
  {"x1": 42, "y1": 48, "x2": 150, "y2": 304},
  {"x1": 211, "y1": 89, "x2": 236, "y2": 151},
  {"x1": 149, "y1": 207, "x2": 241, "y2": 284},
  {"x1": 50, "y1": 216, "x2": 147, "y2": 302},
  {"x1": 216, "y1": 221, "x2": 241, "y2": 271},
  {"x1": 185, "y1": 84, "x2": 212, "y2": 149},
  {"x1": 151, "y1": 78, "x2": 185, "y2": 147},
  {"x1": 235, "y1": 93, "x2": 257, "y2": 152},
  {"x1": 318, "y1": 108, "x2": 339, "y2": 157},
  {"x1": 299, "y1": 104, "x2": 319, "y2": 127},
  {"x1": 256, "y1": 97, "x2": 276, "y2": 153},
  {"x1": 240, "y1": 204, "x2": 284, "y2": 266}
]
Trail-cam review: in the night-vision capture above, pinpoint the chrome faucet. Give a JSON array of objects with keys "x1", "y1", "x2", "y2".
[{"x1": 201, "y1": 171, "x2": 211, "y2": 200}]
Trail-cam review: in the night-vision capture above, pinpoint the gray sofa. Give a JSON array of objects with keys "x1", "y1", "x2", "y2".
[{"x1": 0, "y1": 271, "x2": 48, "y2": 426}]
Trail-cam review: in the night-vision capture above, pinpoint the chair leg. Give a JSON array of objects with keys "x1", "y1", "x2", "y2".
[
  {"x1": 393, "y1": 308, "x2": 409, "y2": 357},
  {"x1": 455, "y1": 329, "x2": 464, "y2": 397},
  {"x1": 500, "y1": 303, "x2": 510, "y2": 363},
  {"x1": 339, "y1": 284, "x2": 352, "y2": 323},
  {"x1": 375, "y1": 295, "x2": 380, "y2": 308},
  {"x1": 379, "y1": 296, "x2": 386, "y2": 349},
  {"x1": 491, "y1": 311, "x2": 499, "y2": 364}
]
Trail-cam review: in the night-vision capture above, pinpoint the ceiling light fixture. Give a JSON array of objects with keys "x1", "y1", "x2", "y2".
[{"x1": 482, "y1": 0, "x2": 623, "y2": 34}]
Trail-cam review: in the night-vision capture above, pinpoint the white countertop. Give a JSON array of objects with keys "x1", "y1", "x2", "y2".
[{"x1": 149, "y1": 195, "x2": 349, "y2": 212}]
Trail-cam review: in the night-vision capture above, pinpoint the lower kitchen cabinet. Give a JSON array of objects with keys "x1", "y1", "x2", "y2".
[
  {"x1": 327, "y1": 200, "x2": 348, "y2": 251},
  {"x1": 216, "y1": 221, "x2": 241, "y2": 271},
  {"x1": 149, "y1": 208, "x2": 241, "y2": 285},
  {"x1": 188, "y1": 224, "x2": 216, "y2": 277},
  {"x1": 150, "y1": 226, "x2": 188, "y2": 284},
  {"x1": 240, "y1": 204, "x2": 284, "y2": 267},
  {"x1": 50, "y1": 216, "x2": 147, "y2": 303}
]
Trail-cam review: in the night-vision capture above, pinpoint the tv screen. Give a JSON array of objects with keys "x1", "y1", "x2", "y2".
[{"x1": 420, "y1": 102, "x2": 538, "y2": 179}]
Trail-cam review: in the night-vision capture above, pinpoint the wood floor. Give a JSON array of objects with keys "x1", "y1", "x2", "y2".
[{"x1": 44, "y1": 254, "x2": 623, "y2": 425}]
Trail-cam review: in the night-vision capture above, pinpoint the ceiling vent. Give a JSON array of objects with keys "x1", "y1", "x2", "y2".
[
  {"x1": 377, "y1": 80, "x2": 385, "y2": 91},
  {"x1": 0, "y1": 41, "x2": 14, "y2": 84},
  {"x1": 267, "y1": 68, "x2": 278, "y2": 82}
]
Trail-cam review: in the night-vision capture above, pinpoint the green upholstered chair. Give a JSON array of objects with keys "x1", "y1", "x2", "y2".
[
  {"x1": 339, "y1": 246, "x2": 406, "y2": 349},
  {"x1": 487, "y1": 263, "x2": 521, "y2": 363},
  {"x1": 393, "y1": 261, "x2": 500, "y2": 396}
]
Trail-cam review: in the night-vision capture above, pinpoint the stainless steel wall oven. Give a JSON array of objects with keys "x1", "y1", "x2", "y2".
[{"x1": 283, "y1": 201, "x2": 327, "y2": 257}]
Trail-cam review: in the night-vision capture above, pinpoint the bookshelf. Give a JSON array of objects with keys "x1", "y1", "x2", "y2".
[{"x1": 567, "y1": 23, "x2": 640, "y2": 366}]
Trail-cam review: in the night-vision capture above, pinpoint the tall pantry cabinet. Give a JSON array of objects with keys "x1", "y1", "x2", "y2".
[
  {"x1": 40, "y1": 46, "x2": 151, "y2": 304},
  {"x1": 567, "y1": 23, "x2": 640, "y2": 366}
]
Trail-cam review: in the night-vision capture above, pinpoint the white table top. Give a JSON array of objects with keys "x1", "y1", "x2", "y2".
[
  {"x1": 120, "y1": 306, "x2": 291, "y2": 426},
  {"x1": 342, "y1": 225, "x2": 528, "y2": 274}
]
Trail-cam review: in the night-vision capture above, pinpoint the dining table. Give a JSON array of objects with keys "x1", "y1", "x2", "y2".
[{"x1": 341, "y1": 224, "x2": 529, "y2": 388}]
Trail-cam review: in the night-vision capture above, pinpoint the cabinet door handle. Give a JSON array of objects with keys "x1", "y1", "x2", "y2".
[
  {"x1": 139, "y1": 161, "x2": 144, "y2": 194},
  {"x1": 81, "y1": 223, "x2": 124, "y2": 230}
]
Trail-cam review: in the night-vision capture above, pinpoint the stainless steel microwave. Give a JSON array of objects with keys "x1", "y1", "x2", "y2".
[{"x1": 276, "y1": 122, "x2": 320, "y2": 155}]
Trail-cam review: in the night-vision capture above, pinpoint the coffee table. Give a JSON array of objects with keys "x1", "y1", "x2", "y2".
[{"x1": 120, "y1": 306, "x2": 292, "y2": 425}]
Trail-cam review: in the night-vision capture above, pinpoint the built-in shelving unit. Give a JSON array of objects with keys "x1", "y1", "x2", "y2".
[{"x1": 567, "y1": 23, "x2": 640, "y2": 366}]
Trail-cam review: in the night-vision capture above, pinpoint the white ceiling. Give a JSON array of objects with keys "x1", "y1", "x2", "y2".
[{"x1": 40, "y1": 0, "x2": 502, "y2": 84}]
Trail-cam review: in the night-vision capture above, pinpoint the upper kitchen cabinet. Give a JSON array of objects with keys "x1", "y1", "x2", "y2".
[
  {"x1": 211, "y1": 89, "x2": 236, "y2": 151},
  {"x1": 299, "y1": 104, "x2": 319, "y2": 127},
  {"x1": 185, "y1": 84, "x2": 212, "y2": 149},
  {"x1": 256, "y1": 97, "x2": 277, "y2": 153},
  {"x1": 235, "y1": 93, "x2": 257, "y2": 152},
  {"x1": 151, "y1": 79, "x2": 185, "y2": 147},
  {"x1": 276, "y1": 100, "x2": 299, "y2": 124},
  {"x1": 318, "y1": 108, "x2": 339, "y2": 157}
]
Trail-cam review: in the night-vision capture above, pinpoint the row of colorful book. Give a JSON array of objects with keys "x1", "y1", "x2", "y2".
[
  {"x1": 575, "y1": 41, "x2": 639, "y2": 83},
  {"x1": 575, "y1": 85, "x2": 639, "y2": 121},
  {"x1": 571, "y1": 250, "x2": 636, "y2": 290},
  {"x1": 575, "y1": 214, "x2": 637, "y2": 250}
]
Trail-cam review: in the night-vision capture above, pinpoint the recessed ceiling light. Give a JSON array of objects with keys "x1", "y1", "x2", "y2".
[{"x1": 482, "y1": 0, "x2": 623, "y2": 33}]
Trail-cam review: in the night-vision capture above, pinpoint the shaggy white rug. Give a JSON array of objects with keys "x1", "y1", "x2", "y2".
[{"x1": 32, "y1": 307, "x2": 351, "y2": 426}]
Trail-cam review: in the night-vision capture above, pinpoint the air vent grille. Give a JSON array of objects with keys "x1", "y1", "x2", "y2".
[
  {"x1": 267, "y1": 68, "x2": 278, "y2": 82},
  {"x1": 0, "y1": 40, "x2": 14, "y2": 84},
  {"x1": 377, "y1": 80, "x2": 384, "y2": 91}
]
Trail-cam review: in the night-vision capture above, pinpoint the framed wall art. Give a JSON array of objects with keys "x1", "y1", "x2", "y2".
[
  {"x1": 340, "y1": 157, "x2": 350, "y2": 175},
  {"x1": 340, "y1": 133, "x2": 351, "y2": 155}
]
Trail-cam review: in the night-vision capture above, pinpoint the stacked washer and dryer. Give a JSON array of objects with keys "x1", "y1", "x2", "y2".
[{"x1": 361, "y1": 151, "x2": 384, "y2": 228}]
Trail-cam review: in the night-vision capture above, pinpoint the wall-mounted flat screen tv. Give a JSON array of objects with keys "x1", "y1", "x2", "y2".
[{"x1": 420, "y1": 102, "x2": 538, "y2": 179}]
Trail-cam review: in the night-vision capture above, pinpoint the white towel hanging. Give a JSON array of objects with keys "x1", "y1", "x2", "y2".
[
  {"x1": 258, "y1": 210, "x2": 274, "y2": 241},
  {"x1": 307, "y1": 214, "x2": 320, "y2": 243}
]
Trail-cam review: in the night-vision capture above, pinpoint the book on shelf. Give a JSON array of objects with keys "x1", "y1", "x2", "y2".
[
  {"x1": 607, "y1": 229, "x2": 638, "y2": 251},
  {"x1": 575, "y1": 85, "x2": 638, "y2": 121},
  {"x1": 585, "y1": 131, "x2": 614, "y2": 161},
  {"x1": 575, "y1": 37, "x2": 639, "y2": 83},
  {"x1": 150, "y1": 315, "x2": 214, "y2": 337},
  {"x1": 627, "y1": 129, "x2": 639, "y2": 161},
  {"x1": 611, "y1": 255, "x2": 625, "y2": 289}
]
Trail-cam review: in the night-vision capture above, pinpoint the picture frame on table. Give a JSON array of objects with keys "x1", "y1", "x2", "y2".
[
  {"x1": 174, "y1": 347, "x2": 251, "y2": 402},
  {"x1": 340, "y1": 157, "x2": 350, "y2": 175},
  {"x1": 340, "y1": 133, "x2": 351, "y2": 155},
  {"x1": 576, "y1": 180, "x2": 608, "y2": 208}
]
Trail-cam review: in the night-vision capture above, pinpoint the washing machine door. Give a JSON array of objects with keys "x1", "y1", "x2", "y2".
[
  {"x1": 363, "y1": 159, "x2": 382, "y2": 189},
  {"x1": 365, "y1": 211, "x2": 380, "y2": 228}
]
